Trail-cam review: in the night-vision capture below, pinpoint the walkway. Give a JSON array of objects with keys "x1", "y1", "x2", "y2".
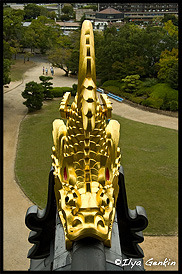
[{"x1": 3, "y1": 61, "x2": 178, "y2": 271}]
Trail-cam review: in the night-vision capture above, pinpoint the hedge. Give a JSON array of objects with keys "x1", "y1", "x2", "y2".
[{"x1": 52, "y1": 87, "x2": 74, "y2": 97}]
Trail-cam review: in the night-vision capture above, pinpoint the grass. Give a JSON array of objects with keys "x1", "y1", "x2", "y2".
[
  {"x1": 15, "y1": 98, "x2": 178, "y2": 235},
  {"x1": 10, "y1": 59, "x2": 37, "y2": 82}
]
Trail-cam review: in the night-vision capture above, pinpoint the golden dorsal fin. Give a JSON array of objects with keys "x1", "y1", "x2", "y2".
[{"x1": 77, "y1": 20, "x2": 96, "y2": 109}]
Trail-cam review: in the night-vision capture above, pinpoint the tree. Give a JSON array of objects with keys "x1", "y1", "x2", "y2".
[
  {"x1": 22, "y1": 81, "x2": 44, "y2": 112},
  {"x1": 156, "y1": 48, "x2": 178, "y2": 89},
  {"x1": 163, "y1": 20, "x2": 178, "y2": 38},
  {"x1": 47, "y1": 31, "x2": 80, "y2": 76},
  {"x1": 20, "y1": 27, "x2": 37, "y2": 52},
  {"x1": 23, "y1": 52, "x2": 34, "y2": 63},
  {"x1": 62, "y1": 4, "x2": 74, "y2": 15},
  {"x1": 48, "y1": 47, "x2": 71, "y2": 76},
  {"x1": 3, "y1": 59, "x2": 11, "y2": 85},
  {"x1": 24, "y1": 3, "x2": 42, "y2": 20},
  {"x1": 95, "y1": 22, "x2": 178, "y2": 82},
  {"x1": 3, "y1": 40, "x2": 14, "y2": 59},
  {"x1": 3, "y1": 38, "x2": 14, "y2": 86},
  {"x1": 122, "y1": 75, "x2": 141, "y2": 93},
  {"x1": 11, "y1": 39, "x2": 21, "y2": 60},
  {"x1": 39, "y1": 76, "x2": 54, "y2": 99},
  {"x1": 3, "y1": 7, "x2": 24, "y2": 43},
  {"x1": 162, "y1": 14, "x2": 178, "y2": 26},
  {"x1": 25, "y1": 16, "x2": 60, "y2": 54},
  {"x1": 3, "y1": 6, "x2": 24, "y2": 82},
  {"x1": 60, "y1": 4, "x2": 74, "y2": 21}
]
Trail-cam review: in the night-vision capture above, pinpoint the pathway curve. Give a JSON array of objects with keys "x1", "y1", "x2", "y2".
[
  {"x1": 109, "y1": 97, "x2": 178, "y2": 130},
  {"x1": 3, "y1": 61, "x2": 178, "y2": 271}
]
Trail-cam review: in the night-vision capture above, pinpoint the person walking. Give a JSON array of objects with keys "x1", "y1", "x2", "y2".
[
  {"x1": 50, "y1": 66, "x2": 54, "y2": 76},
  {"x1": 45, "y1": 68, "x2": 48, "y2": 75},
  {"x1": 43, "y1": 66, "x2": 45, "y2": 75}
]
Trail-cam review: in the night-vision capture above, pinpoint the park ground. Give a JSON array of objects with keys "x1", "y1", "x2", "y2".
[{"x1": 3, "y1": 58, "x2": 178, "y2": 271}]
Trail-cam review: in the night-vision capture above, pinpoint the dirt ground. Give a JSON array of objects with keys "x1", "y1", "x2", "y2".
[{"x1": 3, "y1": 62, "x2": 178, "y2": 271}]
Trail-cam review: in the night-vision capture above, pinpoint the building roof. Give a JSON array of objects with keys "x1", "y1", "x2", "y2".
[
  {"x1": 56, "y1": 22, "x2": 80, "y2": 27},
  {"x1": 98, "y1": 7, "x2": 122, "y2": 14}
]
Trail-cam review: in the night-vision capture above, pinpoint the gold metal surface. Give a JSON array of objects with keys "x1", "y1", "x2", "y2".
[{"x1": 52, "y1": 20, "x2": 121, "y2": 249}]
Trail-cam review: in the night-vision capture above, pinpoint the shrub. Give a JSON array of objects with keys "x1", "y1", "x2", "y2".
[
  {"x1": 102, "y1": 85, "x2": 121, "y2": 95},
  {"x1": 39, "y1": 76, "x2": 53, "y2": 99},
  {"x1": 142, "y1": 98, "x2": 163, "y2": 109},
  {"x1": 169, "y1": 100, "x2": 178, "y2": 111},
  {"x1": 52, "y1": 87, "x2": 64, "y2": 97},
  {"x1": 142, "y1": 78, "x2": 158, "y2": 88},
  {"x1": 102, "y1": 80, "x2": 122, "y2": 89},
  {"x1": 131, "y1": 97, "x2": 144, "y2": 105},
  {"x1": 52, "y1": 87, "x2": 74, "y2": 97},
  {"x1": 122, "y1": 75, "x2": 142, "y2": 93},
  {"x1": 160, "y1": 93, "x2": 170, "y2": 111},
  {"x1": 22, "y1": 81, "x2": 44, "y2": 112},
  {"x1": 135, "y1": 87, "x2": 150, "y2": 97},
  {"x1": 149, "y1": 83, "x2": 178, "y2": 101}
]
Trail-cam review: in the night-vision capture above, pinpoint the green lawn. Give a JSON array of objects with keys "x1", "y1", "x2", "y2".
[{"x1": 15, "y1": 98, "x2": 178, "y2": 235}]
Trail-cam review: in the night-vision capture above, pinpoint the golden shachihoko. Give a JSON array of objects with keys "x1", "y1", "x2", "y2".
[{"x1": 51, "y1": 20, "x2": 121, "y2": 249}]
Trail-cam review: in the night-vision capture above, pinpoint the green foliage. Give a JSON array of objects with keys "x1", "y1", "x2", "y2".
[
  {"x1": 101, "y1": 80, "x2": 124, "y2": 95},
  {"x1": 163, "y1": 20, "x2": 178, "y2": 38},
  {"x1": 122, "y1": 75, "x2": 141, "y2": 93},
  {"x1": 102, "y1": 80, "x2": 122, "y2": 88},
  {"x1": 156, "y1": 48, "x2": 178, "y2": 89},
  {"x1": 169, "y1": 100, "x2": 178, "y2": 111},
  {"x1": 149, "y1": 83, "x2": 178, "y2": 101},
  {"x1": 104, "y1": 86, "x2": 121, "y2": 95},
  {"x1": 142, "y1": 97, "x2": 163, "y2": 109},
  {"x1": 101, "y1": 78, "x2": 178, "y2": 112},
  {"x1": 47, "y1": 31, "x2": 80, "y2": 76},
  {"x1": 142, "y1": 78, "x2": 159, "y2": 88},
  {"x1": 72, "y1": 84, "x2": 78, "y2": 96},
  {"x1": 95, "y1": 22, "x2": 178, "y2": 83},
  {"x1": 60, "y1": 14, "x2": 71, "y2": 21},
  {"x1": 167, "y1": 62, "x2": 178, "y2": 90},
  {"x1": 60, "y1": 4, "x2": 74, "y2": 21},
  {"x1": 62, "y1": 4, "x2": 73, "y2": 15},
  {"x1": 81, "y1": 5, "x2": 97, "y2": 11},
  {"x1": 3, "y1": 59, "x2": 11, "y2": 85},
  {"x1": 22, "y1": 81, "x2": 44, "y2": 112},
  {"x1": 23, "y1": 3, "x2": 49, "y2": 20},
  {"x1": 143, "y1": 83, "x2": 178, "y2": 111},
  {"x1": 39, "y1": 76, "x2": 53, "y2": 99},
  {"x1": 3, "y1": 40, "x2": 13, "y2": 59},
  {"x1": 25, "y1": 16, "x2": 60, "y2": 54},
  {"x1": 3, "y1": 7, "x2": 24, "y2": 43},
  {"x1": 52, "y1": 87, "x2": 73, "y2": 97},
  {"x1": 161, "y1": 14, "x2": 178, "y2": 26},
  {"x1": 52, "y1": 87, "x2": 64, "y2": 97}
]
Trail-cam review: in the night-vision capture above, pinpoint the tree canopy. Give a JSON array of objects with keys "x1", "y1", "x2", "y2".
[
  {"x1": 3, "y1": 3, "x2": 178, "y2": 91},
  {"x1": 94, "y1": 22, "x2": 178, "y2": 83}
]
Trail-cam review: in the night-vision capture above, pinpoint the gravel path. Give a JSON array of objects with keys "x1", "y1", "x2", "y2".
[{"x1": 3, "y1": 61, "x2": 178, "y2": 271}]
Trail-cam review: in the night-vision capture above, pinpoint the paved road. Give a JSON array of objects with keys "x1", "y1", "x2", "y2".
[
  {"x1": 109, "y1": 97, "x2": 178, "y2": 130},
  {"x1": 3, "y1": 61, "x2": 178, "y2": 271}
]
